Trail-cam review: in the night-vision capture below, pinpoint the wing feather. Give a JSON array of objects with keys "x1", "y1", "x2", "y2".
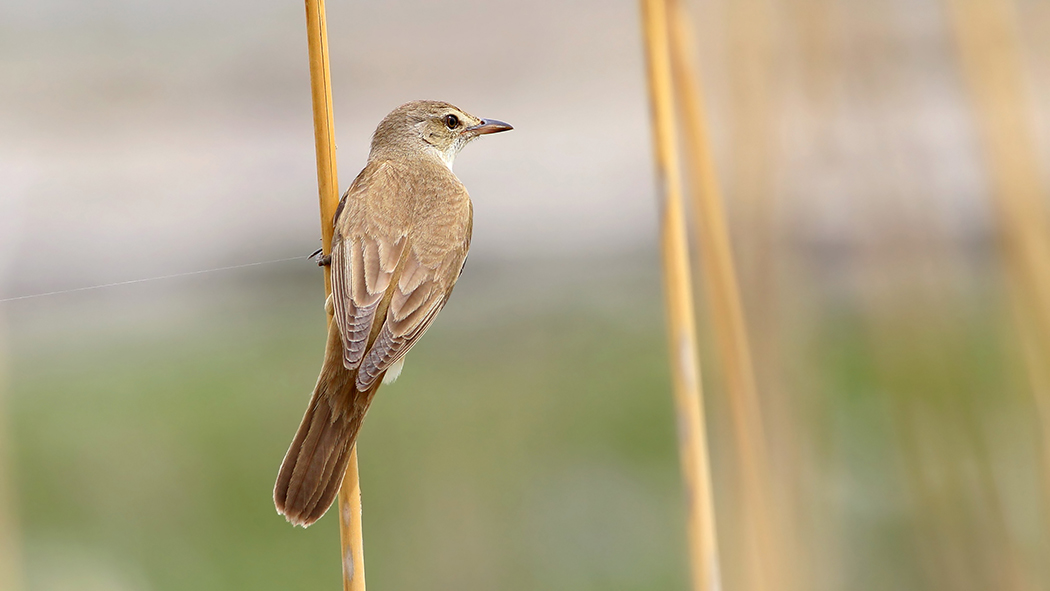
[
  {"x1": 354, "y1": 251, "x2": 459, "y2": 391},
  {"x1": 329, "y1": 158, "x2": 469, "y2": 388},
  {"x1": 330, "y1": 238, "x2": 367, "y2": 370},
  {"x1": 331, "y1": 233, "x2": 406, "y2": 370},
  {"x1": 356, "y1": 302, "x2": 444, "y2": 391}
]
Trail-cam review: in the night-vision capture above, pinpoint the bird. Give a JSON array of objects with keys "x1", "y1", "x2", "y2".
[{"x1": 274, "y1": 100, "x2": 512, "y2": 526}]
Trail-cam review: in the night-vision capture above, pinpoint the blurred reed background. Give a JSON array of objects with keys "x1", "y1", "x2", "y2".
[{"x1": 2, "y1": 0, "x2": 1050, "y2": 590}]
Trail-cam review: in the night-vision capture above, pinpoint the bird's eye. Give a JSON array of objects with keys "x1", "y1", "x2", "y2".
[{"x1": 444, "y1": 114, "x2": 460, "y2": 129}]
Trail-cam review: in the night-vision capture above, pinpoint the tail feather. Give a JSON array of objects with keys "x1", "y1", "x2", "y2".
[
  {"x1": 274, "y1": 322, "x2": 382, "y2": 527},
  {"x1": 310, "y1": 442, "x2": 355, "y2": 521}
]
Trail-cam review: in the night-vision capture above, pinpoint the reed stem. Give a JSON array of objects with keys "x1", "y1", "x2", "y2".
[
  {"x1": 666, "y1": 2, "x2": 780, "y2": 589},
  {"x1": 303, "y1": 0, "x2": 366, "y2": 588},
  {"x1": 944, "y1": 0, "x2": 1050, "y2": 528},
  {"x1": 640, "y1": 1, "x2": 722, "y2": 589}
]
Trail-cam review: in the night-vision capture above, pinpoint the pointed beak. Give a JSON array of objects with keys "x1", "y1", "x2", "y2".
[{"x1": 466, "y1": 118, "x2": 513, "y2": 135}]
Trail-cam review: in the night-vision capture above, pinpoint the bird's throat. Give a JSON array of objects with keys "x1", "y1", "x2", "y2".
[{"x1": 428, "y1": 145, "x2": 457, "y2": 171}]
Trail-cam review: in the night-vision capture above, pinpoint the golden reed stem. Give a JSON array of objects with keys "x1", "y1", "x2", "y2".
[
  {"x1": 639, "y1": 1, "x2": 722, "y2": 590},
  {"x1": 943, "y1": 0, "x2": 1050, "y2": 536},
  {"x1": 665, "y1": 2, "x2": 781, "y2": 590},
  {"x1": 303, "y1": 1, "x2": 366, "y2": 589}
]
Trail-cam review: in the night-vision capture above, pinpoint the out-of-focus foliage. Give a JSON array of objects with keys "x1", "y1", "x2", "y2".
[
  {"x1": 3, "y1": 0, "x2": 1050, "y2": 589},
  {"x1": 7, "y1": 261, "x2": 692, "y2": 591}
]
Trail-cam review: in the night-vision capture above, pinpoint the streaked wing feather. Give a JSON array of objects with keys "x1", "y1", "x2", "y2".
[
  {"x1": 331, "y1": 234, "x2": 405, "y2": 370},
  {"x1": 330, "y1": 239, "x2": 359, "y2": 369},
  {"x1": 354, "y1": 253, "x2": 457, "y2": 391},
  {"x1": 331, "y1": 159, "x2": 469, "y2": 388},
  {"x1": 355, "y1": 302, "x2": 444, "y2": 391}
]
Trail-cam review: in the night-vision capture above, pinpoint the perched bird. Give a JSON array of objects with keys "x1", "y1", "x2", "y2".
[{"x1": 274, "y1": 100, "x2": 512, "y2": 526}]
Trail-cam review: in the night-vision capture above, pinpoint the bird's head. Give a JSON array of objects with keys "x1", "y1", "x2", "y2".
[{"x1": 370, "y1": 100, "x2": 512, "y2": 169}]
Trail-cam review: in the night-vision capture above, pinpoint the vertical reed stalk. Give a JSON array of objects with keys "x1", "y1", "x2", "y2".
[
  {"x1": 303, "y1": 1, "x2": 366, "y2": 589},
  {"x1": 665, "y1": 1, "x2": 781, "y2": 589},
  {"x1": 724, "y1": 0, "x2": 782, "y2": 441},
  {"x1": 943, "y1": 0, "x2": 1050, "y2": 523},
  {"x1": 640, "y1": 1, "x2": 722, "y2": 589}
]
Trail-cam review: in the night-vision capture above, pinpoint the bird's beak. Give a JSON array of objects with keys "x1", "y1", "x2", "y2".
[{"x1": 466, "y1": 118, "x2": 513, "y2": 135}]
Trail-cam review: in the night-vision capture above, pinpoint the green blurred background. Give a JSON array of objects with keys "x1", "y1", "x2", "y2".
[
  {"x1": 5, "y1": 259, "x2": 692, "y2": 590},
  {"x1": 3, "y1": 0, "x2": 1050, "y2": 590}
]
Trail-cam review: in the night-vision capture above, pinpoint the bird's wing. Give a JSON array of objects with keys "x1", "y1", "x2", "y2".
[
  {"x1": 329, "y1": 161, "x2": 410, "y2": 370},
  {"x1": 354, "y1": 246, "x2": 464, "y2": 391},
  {"x1": 329, "y1": 160, "x2": 470, "y2": 387},
  {"x1": 330, "y1": 231, "x2": 406, "y2": 370}
]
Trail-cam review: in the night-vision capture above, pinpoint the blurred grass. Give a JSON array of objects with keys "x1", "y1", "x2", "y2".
[
  {"x1": 5, "y1": 252, "x2": 1046, "y2": 590},
  {"x1": 6, "y1": 256, "x2": 690, "y2": 591},
  {"x1": 4, "y1": 1, "x2": 1050, "y2": 589}
]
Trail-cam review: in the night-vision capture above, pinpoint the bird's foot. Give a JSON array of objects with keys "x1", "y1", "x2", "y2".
[{"x1": 308, "y1": 248, "x2": 331, "y2": 267}]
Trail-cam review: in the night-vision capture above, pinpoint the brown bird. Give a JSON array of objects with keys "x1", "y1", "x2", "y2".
[{"x1": 274, "y1": 100, "x2": 512, "y2": 526}]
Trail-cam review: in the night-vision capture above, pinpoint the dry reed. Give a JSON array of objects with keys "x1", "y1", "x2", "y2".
[
  {"x1": 639, "y1": 1, "x2": 722, "y2": 589},
  {"x1": 303, "y1": 0, "x2": 366, "y2": 588},
  {"x1": 665, "y1": 1, "x2": 783, "y2": 590},
  {"x1": 944, "y1": 0, "x2": 1050, "y2": 524}
]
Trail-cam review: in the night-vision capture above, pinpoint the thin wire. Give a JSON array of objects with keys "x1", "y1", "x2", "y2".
[{"x1": 0, "y1": 255, "x2": 308, "y2": 304}]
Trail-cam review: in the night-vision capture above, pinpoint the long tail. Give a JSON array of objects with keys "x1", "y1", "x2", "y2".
[{"x1": 274, "y1": 320, "x2": 381, "y2": 527}]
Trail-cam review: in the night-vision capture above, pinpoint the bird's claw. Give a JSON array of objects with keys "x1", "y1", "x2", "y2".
[{"x1": 308, "y1": 248, "x2": 331, "y2": 267}]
